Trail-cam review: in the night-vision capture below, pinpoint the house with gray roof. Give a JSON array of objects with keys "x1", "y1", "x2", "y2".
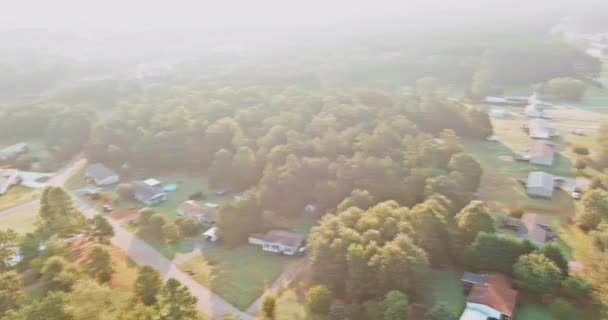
[
  {"x1": 85, "y1": 163, "x2": 120, "y2": 186},
  {"x1": 132, "y1": 181, "x2": 167, "y2": 205},
  {"x1": 527, "y1": 171, "x2": 555, "y2": 198},
  {"x1": 528, "y1": 119, "x2": 558, "y2": 139}
]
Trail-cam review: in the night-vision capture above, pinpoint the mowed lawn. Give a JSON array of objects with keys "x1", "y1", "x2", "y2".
[
  {"x1": 0, "y1": 204, "x2": 38, "y2": 233},
  {"x1": 180, "y1": 244, "x2": 292, "y2": 310},
  {"x1": 430, "y1": 269, "x2": 466, "y2": 314},
  {"x1": 0, "y1": 186, "x2": 40, "y2": 212},
  {"x1": 514, "y1": 301, "x2": 582, "y2": 320}
]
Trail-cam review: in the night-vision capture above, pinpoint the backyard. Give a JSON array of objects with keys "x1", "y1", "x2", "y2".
[{"x1": 179, "y1": 244, "x2": 293, "y2": 310}]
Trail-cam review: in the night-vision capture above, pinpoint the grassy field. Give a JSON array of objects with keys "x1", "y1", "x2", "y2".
[
  {"x1": 0, "y1": 186, "x2": 40, "y2": 212},
  {"x1": 430, "y1": 269, "x2": 466, "y2": 314},
  {"x1": 0, "y1": 204, "x2": 38, "y2": 233},
  {"x1": 145, "y1": 234, "x2": 208, "y2": 259},
  {"x1": 180, "y1": 244, "x2": 292, "y2": 310}
]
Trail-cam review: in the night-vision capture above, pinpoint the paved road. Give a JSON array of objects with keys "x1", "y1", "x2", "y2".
[
  {"x1": 69, "y1": 191, "x2": 251, "y2": 320},
  {"x1": 45, "y1": 157, "x2": 87, "y2": 187},
  {"x1": 0, "y1": 199, "x2": 40, "y2": 217}
]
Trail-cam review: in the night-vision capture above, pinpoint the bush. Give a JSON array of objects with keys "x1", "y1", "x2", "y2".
[
  {"x1": 572, "y1": 145, "x2": 590, "y2": 155},
  {"x1": 575, "y1": 158, "x2": 587, "y2": 170},
  {"x1": 509, "y1": 207, "x2": 524, "y2": 218},
  {"x1": 307, "y1": 285, "x2": 333, "y2": 315},
  {"x1": 262, "y1": 296, "x2": 276, "y2": 319},
  {"x1": 174, "y1": 216, "x2": 201, "y2": 237},
  {"x1": 549, "y1": 298, "x2": 575, "y2": 320},
  {"x1": 116, "y1": 183, "x2": 134, "y2": 200},
  {"x1": 563, "y1": 276, "x2": 590, "y2": 298},
  {"x1": 189, "y1": 191, "x2": 205, "y2": 200},
  {"x1": 425, "y1": 303, "x2": 458, "y2": 320}
]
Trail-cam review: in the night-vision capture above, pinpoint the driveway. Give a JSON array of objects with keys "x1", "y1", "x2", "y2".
[
  {"x1": 69, "y1": 191, "x2": 251, "y2": 320},
  {"x1": 18, "y1": 171, "x2": 54, "y2": 188}
]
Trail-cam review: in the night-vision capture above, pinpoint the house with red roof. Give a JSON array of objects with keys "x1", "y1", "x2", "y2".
[{"x1": 460, "y1": 272, "x2": 518, "y2": 320}]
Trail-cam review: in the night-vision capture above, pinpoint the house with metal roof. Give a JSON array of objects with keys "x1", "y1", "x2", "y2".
[
  {"x1": 528, "y1": 140, "x2": 555, "y2": 166},
  {"x1": 132, "y1": 181, "x2": 167, "y2": 206},
  {"x1": 518, "y1": 213, "x2": 554, "y2": 247},
  {"x1": 84, "y1": 163, "x2": 120, "y2": 186},
  {"x1": 459, "y1": 273, "x2": 518, "y2": 320},
  {"x1": 527, "y1": 171, "x2": 555, "y2": 198}
]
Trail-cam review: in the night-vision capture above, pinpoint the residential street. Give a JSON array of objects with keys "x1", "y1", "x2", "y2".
[
  {"x1": 0, "y1": 199, "x2": 39, "y2": 217},
  {"x1": 69, "y1": 191, "x2": 252, "y2": 320}
]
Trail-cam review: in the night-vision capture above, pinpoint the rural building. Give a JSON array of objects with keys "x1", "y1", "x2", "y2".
[
  {"x1": 248, "y1": 230, "x2": 305, "y2": 255},
  {"x1": 528, "y1": 119, "x2": 558, "y2": 139},
  {"x1": 524, "y1": 104, "x2": 544, "y2": 118},
  {"x1": 518, "y1": 213, "x2": 553, "y2": 247},
  {"x1": 84, "y1": 163, "x2": 120, "y2": 186},
  {"x1": 177, "y1": 200, "x2": 219, "y2": 226},
  {"x1": 528, "y1": 140, "x2": 555, "y2": 166},
  {"x1": 132, "y1": 181, "x2": 167, "y2": 205},
  {"x1": 527, "y1": 171, "x2": 555, "y2": 198},
  {"x1": 0, "y1": 143, "x2": 28, "y2": 160},
  {"x1": 459, "y1": 272, "x2": 518, "y2": 320},
  {"x1": 0, "y1": 169, "x2": 21, "y2": 195}
]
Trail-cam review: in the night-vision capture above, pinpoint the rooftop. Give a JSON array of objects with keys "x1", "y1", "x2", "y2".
[
  {"x1": 518, "y1": 213, "x2": 550, "y2": 244},
  {"x1": 529, "y1": 140, "x2": 554, "y2": 159},
  {"x1": 178, "y1": 200, "x2": 219, "y2": 221},
  {"x1": 252, "y1": 230, "x2": 304, "y2": 248},
  {"x1": 527, "y1": 171, "x2": 554, "y2": 189},
  {"x1": 467, "y1": 273, "x2": 518, "y2": 317},
  {"x1": 85, "y1": 163, "x2": 118, "y2": 180}
]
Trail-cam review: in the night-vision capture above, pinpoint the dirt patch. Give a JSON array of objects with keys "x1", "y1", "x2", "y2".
[
  {"x1": 499, "y1": 155, "x2": 515, "y2": 162},
  {"x1": 109, "y1": 208, "x2": 140, "y2": 221}
]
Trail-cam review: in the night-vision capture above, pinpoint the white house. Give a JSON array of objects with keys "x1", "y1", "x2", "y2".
[
  {"x1": 84, "y1": 163, "x2": 120, "y2": 186},
  {"x1": 132, "y1": 181, "x2": 167, "y2": 205},
  {"x1": 527, "y1": 171, "x2": 555, "y2": 198},
  {"x1": 248, "y1": 230, "x2": 304, "y2": 255}
]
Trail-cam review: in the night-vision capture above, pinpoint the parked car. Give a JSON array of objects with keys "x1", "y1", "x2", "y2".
[
  {"x1": 572, "y1": 191, "x2": 582, "y2": 200},
  {"x1": 102, "y1": 205, "x2": 113, "y2": 212}
]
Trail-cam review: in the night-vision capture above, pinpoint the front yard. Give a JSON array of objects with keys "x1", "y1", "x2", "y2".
[
  {"x1": 0, "y1": 204, "x2": 38, "y2": 233},
  {"x1": 0, "y1": 186, "x2": 40, "y2": 212},
  {"x1": 430, "y1": 269, "x2": 467, "y2": 314},
  {"x1": 180, "y1": 244, "x2": 293, "y2": 310}
]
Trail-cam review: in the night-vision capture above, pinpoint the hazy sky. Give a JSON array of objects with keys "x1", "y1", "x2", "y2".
[{"x1": 1, "y1": 0, "x2": 596, "y2": 32}]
